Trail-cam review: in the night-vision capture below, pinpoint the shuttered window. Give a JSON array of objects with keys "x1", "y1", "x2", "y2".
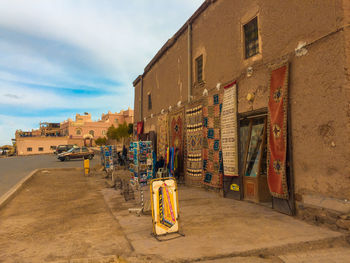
[
  {"x1": 148, "y1": 93, "x2": 152, "y2": 110},
  {"x1": 244, "y1": 17, "x2": 259, "y2": 59},
  {"x1": 196, "y1": 55, "x2": 203, "y2": 82}
]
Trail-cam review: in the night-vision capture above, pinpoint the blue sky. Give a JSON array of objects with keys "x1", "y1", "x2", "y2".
[{"x1": 0, "y1": 0, "x2": 204, "y2": 145}]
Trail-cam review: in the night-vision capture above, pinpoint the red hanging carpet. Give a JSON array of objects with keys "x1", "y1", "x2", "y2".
[{"x1": 267, "y1": 65, "x2": 289, "y2": 199}]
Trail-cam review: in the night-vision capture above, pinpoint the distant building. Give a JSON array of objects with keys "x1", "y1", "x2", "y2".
[
  {"x1": 15, "y1": 108, "x2": 134, "y2": 155},
  {"x1": 60, "y1": 108, "x2": 134, "y2": 144},
  {"x1": 16, "y1": 123, "x2": 68, "y2": 156}
]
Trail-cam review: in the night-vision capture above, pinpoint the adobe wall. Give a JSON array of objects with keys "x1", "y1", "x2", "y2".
[
  {"x1": 190, "y1": 0, "x2": 349, "y2": 200},
  {"x1": 136, "y1": 31, "x2": 189, "y2": 132},
  {"x1": 344, "y1": 0, "x2": 350, "y2": 162},
  {"x1": 133, "y1": 0, "x2": 349, "y2": 200},
  {"x1": 17, "y1": 137, "x2": 68, "y2": 156},
  {"x1": 134, "y1": 81, "x2": 141, "y2": 122}
]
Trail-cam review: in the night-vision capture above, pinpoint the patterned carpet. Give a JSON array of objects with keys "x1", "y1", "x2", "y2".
[
  {"x1": 185, "y1": 104, "x2": 203, "y2": 182},
  {"x1": 202, "y1": 91, "x2": 223, "y2": 188},
  {"x1": 267, "y1": 64, "x2": 289, "y2": 199},
  {"x1": 221, "y1": 82, "x2": 239, "y2": 177},
  {"x1": 168, "y1": 108, "x2": 185, "y2": 176},
  {"x1": 157, "y1": 114, "x2": 168, "y2": 158}
]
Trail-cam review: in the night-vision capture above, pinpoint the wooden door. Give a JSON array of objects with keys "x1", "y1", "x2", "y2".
[{"x1": 241, "y1": 116, "x2": 271, "y2": 203}]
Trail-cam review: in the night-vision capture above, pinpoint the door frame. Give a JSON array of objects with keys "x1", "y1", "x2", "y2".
[{"x1": 239, "y1": 108, "x2": 268, "y2": 202}]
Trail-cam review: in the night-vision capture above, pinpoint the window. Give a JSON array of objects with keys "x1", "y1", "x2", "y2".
[
  {"x1": 102, "y1": 130, "x2": 106, "y2": 136},
  {"x1": 89, "y1": 130, "x2": 94, "y2": 137},
  {"x1": 244, "y1": 17, "x2": 259, "y2": 59},
  {"x1": 27, "y1": 147, "x2": 32, "y2": 152},
  {"x1": 239, "y1": 116, "x2": 267, "y2": 177},
  {"x1": 50, "y1": 146, "x2": 57, "y2": 150},
  {"x1": 148, "y1": 93, "x2": 152, "y2": 110},
  {"x1": 73, "y1": 148, "x2": 80, "y2": 153},
  {"x1": 196, "y1": 55, "x2": 203, "y2": 82},
  {"x1": 76, "y1": 129, "x2": 81, "y2": 135},
  {"x1": 115, "y1": 119, "x2": 119, "y2": 124},
  {"x1": 38, "y1": 147, "x2": 44, "y2": 152}
]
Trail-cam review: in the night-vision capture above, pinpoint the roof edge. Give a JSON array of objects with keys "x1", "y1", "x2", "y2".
[
  {"x1": 139, "y1": 0, "x2": 216, "y2": 79},
  {"x1": 133, "y1": 75, "x2": 142, "y2": 87}
]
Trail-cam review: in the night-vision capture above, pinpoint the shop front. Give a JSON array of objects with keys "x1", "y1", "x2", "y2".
[{"x1": 223, "y1": 65, "x2": 295, "y2": 215}]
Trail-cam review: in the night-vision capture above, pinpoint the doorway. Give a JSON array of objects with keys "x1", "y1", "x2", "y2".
[{"x1": 240, "y1": 114, "x2": 271, "y2": 204}]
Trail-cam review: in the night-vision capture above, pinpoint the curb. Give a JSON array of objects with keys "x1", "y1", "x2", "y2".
[{"x1": 0, "y1": 169, "x2": 40, "y2": 210}]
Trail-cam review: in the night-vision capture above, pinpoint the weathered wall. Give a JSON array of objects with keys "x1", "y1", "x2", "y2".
[
  {"x1": 17, "y1": 137, "x2": 68, "y2": 155},
  {"x1": 137, "y1": 31, "x2": 189, "y2": 132},
  {"x1": 134, "y1": 81, "x2": 141, "y2": 123},
  {"x1": 289, "y1": 31, "x2": 350, "y2": 200},
  {"x1": 133, "y1": 0, "x2": 350, "y2": 200}
]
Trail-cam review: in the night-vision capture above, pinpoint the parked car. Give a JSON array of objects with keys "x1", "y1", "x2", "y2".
[
  {"x1": 54, "y1": 144, "x2": 75, "y2": 154},
  {"x1": 0, "y1": 146, "x2": 15, "y2": 156},
  {"x1": 57, "y1": 146, "x2": 94, "y2": 161}
]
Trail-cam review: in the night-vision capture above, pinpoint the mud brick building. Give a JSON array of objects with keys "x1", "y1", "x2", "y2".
[
  {"x1": 132, "y1": 0, "x2": 350, "y2": 227},
  {"x1": 16, "y1": 108, "x2": 134, "y2": 155}
]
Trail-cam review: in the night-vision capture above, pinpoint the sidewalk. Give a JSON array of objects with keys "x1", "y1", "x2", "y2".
[
  {"x1": 0, "y1": 169, "x2": 349, "y2": 263},
  {"x1": 103, "y1": 185, "x2": 350, "y2": 262}
]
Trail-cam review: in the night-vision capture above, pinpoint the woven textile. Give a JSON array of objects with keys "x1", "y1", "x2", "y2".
[
  {"x1": 202, "y1": 92, "x2": 223, "y2": 188},
  {"x1": 221, "y1": 82, "x2": 239, "y2": 177},
  {"x1": 267, "y1": 65, "x2": 289, "y2": 199},
  {"x1": 185, "y1": 105, "x2": 203, "y2": 178},
  {"x1": 157, "y1": 114, "x2": 168, "y2": 158},
  {"x1": 168, "y1": 108, "x2": 185, "y2": 173}
]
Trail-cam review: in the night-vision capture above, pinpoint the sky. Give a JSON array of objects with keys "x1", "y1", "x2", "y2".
[{"x1": 0, "y1": 0, "x2": 204, "y2": 145}]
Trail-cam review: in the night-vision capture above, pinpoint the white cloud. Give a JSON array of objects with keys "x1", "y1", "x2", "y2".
[
  {"x1": 0, "y1": 0, "x2": 204, "y2": 82},
  {"x1": 0, "y1": 0, "x2": 204, "y2": 145}
]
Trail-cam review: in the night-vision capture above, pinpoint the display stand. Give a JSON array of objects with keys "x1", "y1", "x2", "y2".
[
  {"x1": 150, "y1": 177, "x2": 184, "y2": 241},
  {"x1": 128, "y1": 141, "x2": 154, "y2": 213}
]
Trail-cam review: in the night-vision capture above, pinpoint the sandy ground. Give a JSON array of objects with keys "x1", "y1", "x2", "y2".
[{"x1": 0, "y1": 169, "x2": 132, "y2": 263}]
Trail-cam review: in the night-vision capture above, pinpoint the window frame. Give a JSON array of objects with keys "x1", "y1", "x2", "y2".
[
  {"x1": 243, "y1": 16, "x2": 260, "y2": 60},
  {"x1": 148, "y1": 93, "x2": 152, "y2": 110},
  {"x1": 195, "y1": 55, "x2": 203, "y2": 83},
  {"x1": 240, "y1": 116, "x2": 267, "y2": 179}
]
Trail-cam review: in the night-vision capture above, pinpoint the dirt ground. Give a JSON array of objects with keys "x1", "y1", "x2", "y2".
[
  {"x1": 0, "y1": 169, "x2": 133, "y2": 263},
  {"x1": 1, "y1": 168, "x2": 350, "y2": 263}
]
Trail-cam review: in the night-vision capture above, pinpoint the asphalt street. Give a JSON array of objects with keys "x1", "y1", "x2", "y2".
[{"x1": 0, "y1": 154, "x2": 99, "y2": 197}]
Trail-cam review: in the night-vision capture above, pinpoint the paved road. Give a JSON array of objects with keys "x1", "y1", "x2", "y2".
[{"x1": 0, "y1": 154, "x2": 100, "y2": 197}]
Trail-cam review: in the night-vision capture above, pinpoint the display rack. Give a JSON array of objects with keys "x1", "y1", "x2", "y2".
[
  {"x1": 101, "y1": 145, "x2": 116, "y2": 171},
  {"x1": 129, "y1": 141, "x2": 153, "y2": 185}
]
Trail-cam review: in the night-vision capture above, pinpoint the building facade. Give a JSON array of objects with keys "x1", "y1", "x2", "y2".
[
  {"x1": 133, "y1": 0, "x2": 350, "y2": 222},
  {"x1": 60, "y1": 109, "x2": 134, "y2": 142},
  {"x1": 15, "y1": 124, "x2": 68, "y2": 155},
  {"x1": 16, "y1": 108, "x2": 134, "y2": 155},
  {"x1": 16, "y1": 136, "x2": 68, "y2": 156}
]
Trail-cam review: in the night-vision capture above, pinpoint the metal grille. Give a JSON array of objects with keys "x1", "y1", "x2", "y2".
[
  {"x1": 244, "y1": 17, "x2": 259, "y2": 59},
  {"x1": 196, "y1": 55, "x2": 203, "y2": 82}
]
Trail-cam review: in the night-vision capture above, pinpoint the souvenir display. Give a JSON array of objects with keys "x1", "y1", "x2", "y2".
[
  {"x1": 157, "y1": 114, "x2": 168, "y2": 158},
  {"x1": 185, "y1": 104, "x2": 203, "y2": 181},
  {"x1": 129, "y1": 141, "x2": 154, "y2": 186},
  {"x1": 202, "y1": 92, "x2": 224, "y2": 188},
  {"x1": 100, "y1": 145, "x2": 116, "y2": 171},
  {"x1": 150, "y1": 177, "x2": 179, "y2": 236},
  {"x1": 221, "y1": 82, "x2": 239, "y2": 177},
  {"x1": 267, "y1": 65, "x2": 289, "y2": 199}
]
